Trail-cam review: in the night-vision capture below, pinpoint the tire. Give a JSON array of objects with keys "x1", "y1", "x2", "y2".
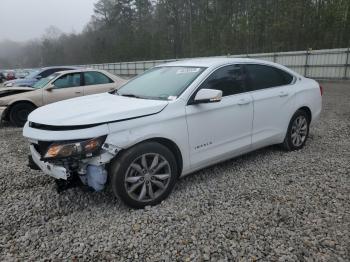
[
  {"x1": 9, "y1": 103, "x2": 36, "y2": 127},
  {"x1": 110, "y1": 142, "x2": 178, "y2": 209},
  {"x1": 282, "y1": 109, "x2": 310, "y2": 151}
]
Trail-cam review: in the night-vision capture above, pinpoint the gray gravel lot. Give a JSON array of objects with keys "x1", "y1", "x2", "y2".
[{"x1": 0, "y1": 81, "x2": 349, "y2": 261}]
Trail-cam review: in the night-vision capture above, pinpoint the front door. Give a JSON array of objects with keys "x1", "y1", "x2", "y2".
[
  {"x1": 185, "y1": 64, "x2": 253, "y2": 169},
  {"x1": 43, "y1": 72, "x2": 84, "y2": 105}
]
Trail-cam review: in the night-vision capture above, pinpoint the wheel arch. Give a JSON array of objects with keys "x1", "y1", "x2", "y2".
[
  {"x1": 297, "y1": 106, "x2": 312, "y2": 122},
  {"x1": 117, "y1": 137, "x2": 184, "y2": 177},
  {"x1": 4, "y1": 100, "x2": 37, "y2": 120}
]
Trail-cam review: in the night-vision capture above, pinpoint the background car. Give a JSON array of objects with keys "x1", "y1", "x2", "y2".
[
  {"x1": 15, "y1": 69, "x2": 31, "y2": 79},
  {"x1": 5, "y1": 70, "x2": 16, "y2": 81},
  {"x1": 0, "y1": 71, "x2": 6, "y2": 83},
  {"x1": 0, "y1": 69, "x2": 126, "y2": 126},
  {"x1": 3, "y1": 66, "x2": 79, "y2": 87}
]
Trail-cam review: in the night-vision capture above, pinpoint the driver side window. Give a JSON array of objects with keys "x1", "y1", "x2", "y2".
[
  {"x1": 53, "y1": 73, "x2": 81, "y2": 89},
  {"x1": 199, "y1": 65, "x2": 246, "y2": 96}
]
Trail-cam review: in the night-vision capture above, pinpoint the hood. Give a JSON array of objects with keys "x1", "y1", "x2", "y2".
[
  {"x1": 0, "y1": 86, "x2": 35, "y2": 98},
  {"x1": 28, "y1": 93, "x2": 168, "y2": 127},
  {"x1": 4, "y1": 78, "x2": 37, "y2": 87}
]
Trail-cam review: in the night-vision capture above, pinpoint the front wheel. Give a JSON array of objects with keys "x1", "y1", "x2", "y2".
[
  {"x1": 110, "y1": 142, "x2": 178, "y2": 208},
  {"x1": 9, "y1": 103, "x2": 36, "y2": 127},
  {"x1": 282, "y1": 110, "x2": 310, "y2": 151}
]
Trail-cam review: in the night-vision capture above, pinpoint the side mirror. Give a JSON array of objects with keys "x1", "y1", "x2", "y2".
[
  {"x1": 35, "y1": 75, "x2": 42, "y2": 80},
  {"x1": 46, "y1": 84, "x2": 55, "y2": 91},
  {"x1": 193, "y1": 89, "x2": 222, "y2": 104}
]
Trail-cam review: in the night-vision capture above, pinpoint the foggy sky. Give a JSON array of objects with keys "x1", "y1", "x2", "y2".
[{"x1": 0, "y1": 0, "x2": 97, "y2": 42}]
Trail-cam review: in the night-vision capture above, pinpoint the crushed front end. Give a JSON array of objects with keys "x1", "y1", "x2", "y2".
[{"x1": 26, "y1": 126, "x2": 120, "y2": 192}]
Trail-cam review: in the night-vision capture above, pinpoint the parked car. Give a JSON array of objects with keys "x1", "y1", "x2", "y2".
[
  {"x1": 15, "y1": 70, "x2": 31, "y2": 79},
  {"x1": 5, "y1": 70, "x2": 16, "y2": 81},
  {"x1": 0, "y1": 72, "x2": 6, "y2": 83},
  {"x1": 3, "y1": 66, "x2": 79, "y2": 87},
  {"x1": 0, "y1": 69, "x2": 125, "y2": 126},
  {"x1": 23, "y1": 58, "x2": 322, "y2": 208}
]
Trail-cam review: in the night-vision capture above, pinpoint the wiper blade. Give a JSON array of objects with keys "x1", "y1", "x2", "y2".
[
  {"x1": 121, "y1": 94, "x2": 144, "y2": 99},
  {"x1": 115, "y1": 91, "x2": 165, "y2": 100},
  {"x1": 120, "y1": 93, "x2": 140, "y2": 98},
  {"x1": 116, "y1": 92, "x2": 144, "y2": 99}
]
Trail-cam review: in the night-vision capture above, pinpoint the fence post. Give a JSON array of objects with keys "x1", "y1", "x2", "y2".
[
  {"x1": 344, "y1": 47, "x2": 350, "y2": 80},
  {"x1": 304, "y1": 50, "x2": 310, "y2": 77},
  {"x1": 273, "y1": 53, "x2": 277, "y2": 63}
]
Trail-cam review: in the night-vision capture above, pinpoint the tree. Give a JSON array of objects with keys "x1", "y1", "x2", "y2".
[{"x1": 1, "y1": 0, "x2": 349, "y2": 69}]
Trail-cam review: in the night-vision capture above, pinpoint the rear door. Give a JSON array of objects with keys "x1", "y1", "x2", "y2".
[
  {"x1": 43, "y1": 72, "x2": 84, "y2": 105},
  {"x1": 185, "y1": 64, "x2": 253, "y2": 169},
  {"x1": 244, "y1": 64, "x2": 296, "y2": 147},
  {"x1": 83, "y1": 71, "x2": 116, "y2": 96}
]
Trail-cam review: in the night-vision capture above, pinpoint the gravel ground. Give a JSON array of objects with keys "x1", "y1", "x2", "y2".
[{"x1": 0, "y1": 81, "x2": 349, "y2": 261}]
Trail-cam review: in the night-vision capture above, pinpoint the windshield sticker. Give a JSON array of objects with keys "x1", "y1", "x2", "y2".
[
  {"x1": 167, "y1": 96, "x2": 177, "y2": 101},
  {"x1": 176, "y1": 68, "x2": 201, "y2": 74}
]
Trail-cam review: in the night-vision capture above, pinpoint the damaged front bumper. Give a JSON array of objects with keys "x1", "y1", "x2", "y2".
[
  {"x1": 30, "y1": 145, "x2": 69, "y2": 180},
  {"x1": 28, "y1": 141, "x2": 120, "y2": 191}
]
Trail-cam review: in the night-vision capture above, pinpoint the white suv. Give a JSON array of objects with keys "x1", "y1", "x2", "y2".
[{"x1": 23, "y1": 58, "x2": 322, "y2": 208}]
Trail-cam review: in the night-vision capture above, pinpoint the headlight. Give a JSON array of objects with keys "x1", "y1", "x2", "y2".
[
  {"x1": 5, "y1": 83, "x2": 14, "y2": 87},
  {"x1": 44, "y1": 136, "x2": 106, "y2": 159}
]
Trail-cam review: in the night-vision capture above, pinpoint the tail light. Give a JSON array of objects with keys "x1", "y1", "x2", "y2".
[{"x1": 319, "y1": 84, "x2": 323, "y2": 96}]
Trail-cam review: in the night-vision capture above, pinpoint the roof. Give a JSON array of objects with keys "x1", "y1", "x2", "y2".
[
  {"x1": 158, "y1": 57, "x2": 301, "y2": 77},
  {"x1": 41, "y1": 66, "x2": 80, "y2": 70},
  {"x1": 159, "y1": 57, "x2": 297, "y2": 74},
  {"x1": 49, "y1": 68, "x2": 122, "y2": 80},
  {"x1": 52, "y1": 68, "x2": 103, "y2": 75}
]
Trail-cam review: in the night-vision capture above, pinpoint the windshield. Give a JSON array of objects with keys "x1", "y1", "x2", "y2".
[
  {"x1": 25, "y1": 70, "x2": 41, "y2": 79},
  {"x1": 117, "y1": 66, "x2": 206, "y2": 100},
  {"x1": 32, "y1": 73, "x2": 60, "y2": 89}
]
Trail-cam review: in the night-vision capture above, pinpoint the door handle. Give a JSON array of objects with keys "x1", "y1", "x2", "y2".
[
  {"x1": 75, "y1": 91, "x2": 82, "y2": 94},
  {"x1": 238, "y1": 99, "x2": 251, "y2": 105},
  {"x1": 279, "y1": 91, "x2": 289, "y2": 97}
]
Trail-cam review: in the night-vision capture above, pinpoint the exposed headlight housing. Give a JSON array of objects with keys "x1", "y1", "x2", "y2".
[{"x1": 44, "y1": 136, "x2": 106, "y2": 159}]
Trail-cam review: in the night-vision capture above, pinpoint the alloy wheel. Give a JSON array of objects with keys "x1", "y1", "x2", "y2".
[
  {"x1": 124, "y1": 153, "x2": 171, "y2": 202},
  {"x1": 291, "y1": 115, "x2": 308, "y2": 147}
]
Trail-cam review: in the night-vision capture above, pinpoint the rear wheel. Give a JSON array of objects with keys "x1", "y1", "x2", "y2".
[
  {"x1": 9, "y1": 103, "x2": 36, "y2": 127},
  {"x1": 282, "y1": 110, "x2": 310, "y2": 151},
  {"x1": 110, "y1": 142, "x2": 178, "y2": 208}
]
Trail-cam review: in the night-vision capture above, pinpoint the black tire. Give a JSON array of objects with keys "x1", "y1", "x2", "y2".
[
  {"x1": 110, "y1": 142, "x2": 178, "y2": 209},
  {"x1": 282, "y1": 109, "x2": 310, "y2": 151},
  {"x1": 9, "y1": 103, "x2": 36, "y2": 127}
]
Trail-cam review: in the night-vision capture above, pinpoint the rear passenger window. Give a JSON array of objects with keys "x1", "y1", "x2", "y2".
[
  {"x1": 245, "y1": 64, "x2": 294, "y2": 91},
  {"x1": 84, "y1": 71, "x2": 113, "y2": 86},
  {"x1": 279, "y1": 69, "x2": 294, "y2": 84},
  {"x1": 199, "y1": 65, "x2": 245, "y2": 96}
]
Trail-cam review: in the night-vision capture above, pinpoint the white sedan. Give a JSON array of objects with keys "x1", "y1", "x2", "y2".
[{"x1": 23, "y1": 58, "x2": 322, "y2": 208}]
